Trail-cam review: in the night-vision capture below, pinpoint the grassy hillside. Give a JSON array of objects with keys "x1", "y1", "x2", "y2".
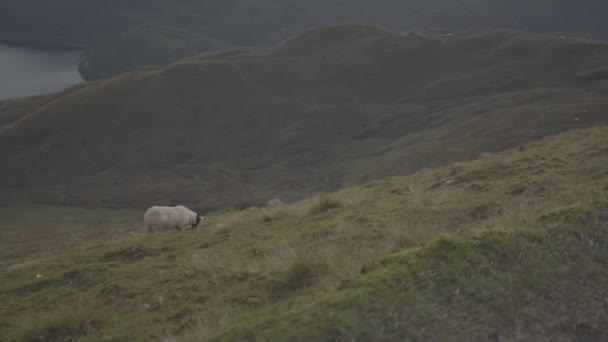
[
  {"x1": 2, "y1": 125, "x2": 608, "y2": 340},
  {"x1": 1, "y1": 0, "x2": 607, "y2": 79},
  {"x1": 2, "y1": 26, "x2": 608, "y2": 210}
]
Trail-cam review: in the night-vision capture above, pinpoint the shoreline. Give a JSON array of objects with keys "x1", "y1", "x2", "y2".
[{"x1": 0, "y1": 38, "x2": 85, "y2": 51}]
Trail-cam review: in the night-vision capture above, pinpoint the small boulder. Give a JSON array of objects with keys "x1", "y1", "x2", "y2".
[{"x1": 265, "y1": 199, "x2": 284, "y2": 207}]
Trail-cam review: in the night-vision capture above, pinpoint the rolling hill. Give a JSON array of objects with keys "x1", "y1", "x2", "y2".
[
  {"x1": 1, "y1": 0, "x2": 607, "y2": 79},
  {"x1": 3, "y1": 124, "x2": 608, "y2": 340},
  {"x1": 1, "y1": 25, "x2": 608, "y2": 210}
]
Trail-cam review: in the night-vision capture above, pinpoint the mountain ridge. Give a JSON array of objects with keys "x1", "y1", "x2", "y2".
[
  {"x1": 2, "y1": 25, "x2": 608, "y2": 210},
  {"x1": 2, "y1": 0, "x2": 608, "y2": 79}
]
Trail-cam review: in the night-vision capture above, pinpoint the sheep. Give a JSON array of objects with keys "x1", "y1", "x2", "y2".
[{"x1": 144, "y1": 205, "x2": 203, "y2": 234}]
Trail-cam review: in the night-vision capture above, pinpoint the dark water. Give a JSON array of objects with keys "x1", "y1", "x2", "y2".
[{"x1": 0, "y1": 44, "x2": 83, "y2": 100}]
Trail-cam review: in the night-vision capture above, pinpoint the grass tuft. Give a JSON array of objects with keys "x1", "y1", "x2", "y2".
[
  {"x1": 14, "y1": 306, "x2": 105, "y2": 342},
  {"x1": 99, "y1": 245, "x2": 158, "y2": 262},
  {"x1": 308, "y1": 198, "x2": 344, "y2": 216},
  {"x1": 469, "y1": 201, "x2": 502, "y2": 220},
  {"x1": 538, "y1": 203, "x2": 595, "y2": 228},
  {"x1": 282, "y1": 259, "x2": 316, "y2": 290},
  {"x1": 268, "y1": 254, "x2": 320, "y2": 297}
]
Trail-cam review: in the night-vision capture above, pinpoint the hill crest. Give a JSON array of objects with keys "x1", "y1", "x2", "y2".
[{"x1": 1, "y1": 26, "x2": 608, "y2": 210}]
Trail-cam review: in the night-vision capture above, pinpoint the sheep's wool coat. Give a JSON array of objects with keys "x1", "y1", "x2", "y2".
[{"x1": 144, "y1": 205, "x2": 198, "y2": 233}]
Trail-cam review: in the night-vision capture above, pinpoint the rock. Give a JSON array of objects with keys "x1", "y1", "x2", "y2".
[{"x1": 265, "y1": 199, "x2": 284, "y2": 207}]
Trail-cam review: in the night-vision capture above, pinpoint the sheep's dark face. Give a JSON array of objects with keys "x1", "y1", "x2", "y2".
[{"x1": 193, "y1": 214, "x2": 203, "y2": 228}]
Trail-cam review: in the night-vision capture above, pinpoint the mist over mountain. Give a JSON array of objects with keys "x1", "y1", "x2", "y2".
[{"x1": 1, "y1": 0, "x2": 607, "y2": 79}]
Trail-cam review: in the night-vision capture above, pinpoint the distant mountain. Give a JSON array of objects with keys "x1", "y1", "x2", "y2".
[
  {"x1": 1, "y1": 0, "x2": 607, "y2": 79},
  {"x1": 1, "y1": 26, "x2": 608, "y2": 210}
]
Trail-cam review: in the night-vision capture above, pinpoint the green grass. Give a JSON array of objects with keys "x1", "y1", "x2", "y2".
[
  {"x1": 13, "y1": 306, "x2": 107, "y2": 342},
  {"x1": 0, "y1": 206, "x2": 141, "y2": 269},
  {"x1": 307, "y1": 198, "x2": 344, "y2": 216},
  {"x1": 216, "y1": 216, "x2": 608, "y2": 341},
  {"x1": 269, "y1": 257, "x2": 317, "y2": 295},
  {"x1": 3, "y1": 126, "x2": 608, "y2": 340}
]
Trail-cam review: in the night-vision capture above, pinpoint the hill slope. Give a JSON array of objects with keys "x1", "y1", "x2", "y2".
[
  {"x1": 2, "y1": 26, "x2": 608, "y2": 210},
  {"x1": 3, "y1": 125, "x2": 608, "y2": 340},
  {"x1": 1, "y1": 0, "x2": 607, "y2": 79}
]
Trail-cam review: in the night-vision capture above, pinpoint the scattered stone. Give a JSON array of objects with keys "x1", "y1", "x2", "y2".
[{"x1": 265, "y1": 199, "x2": 284, "y2": 207}]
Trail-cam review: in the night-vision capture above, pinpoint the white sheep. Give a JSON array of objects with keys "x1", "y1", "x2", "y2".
[{"x1": 144, "y1": 205, "x2": 203, "y2": 234}]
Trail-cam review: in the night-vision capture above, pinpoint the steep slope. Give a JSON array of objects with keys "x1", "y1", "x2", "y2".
[
  {"x1": 3, "y1": 125, "x2": 608, "y2": 340},
  {"x1": 1, "y1": 0, "x2": 607, "y2": 79},
  {"x1": 216, "y1": 223, "x2": 608, "y2": 341},
  {"x1": 2, "y1": 26, "x2": 608, "y2": 210}
]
